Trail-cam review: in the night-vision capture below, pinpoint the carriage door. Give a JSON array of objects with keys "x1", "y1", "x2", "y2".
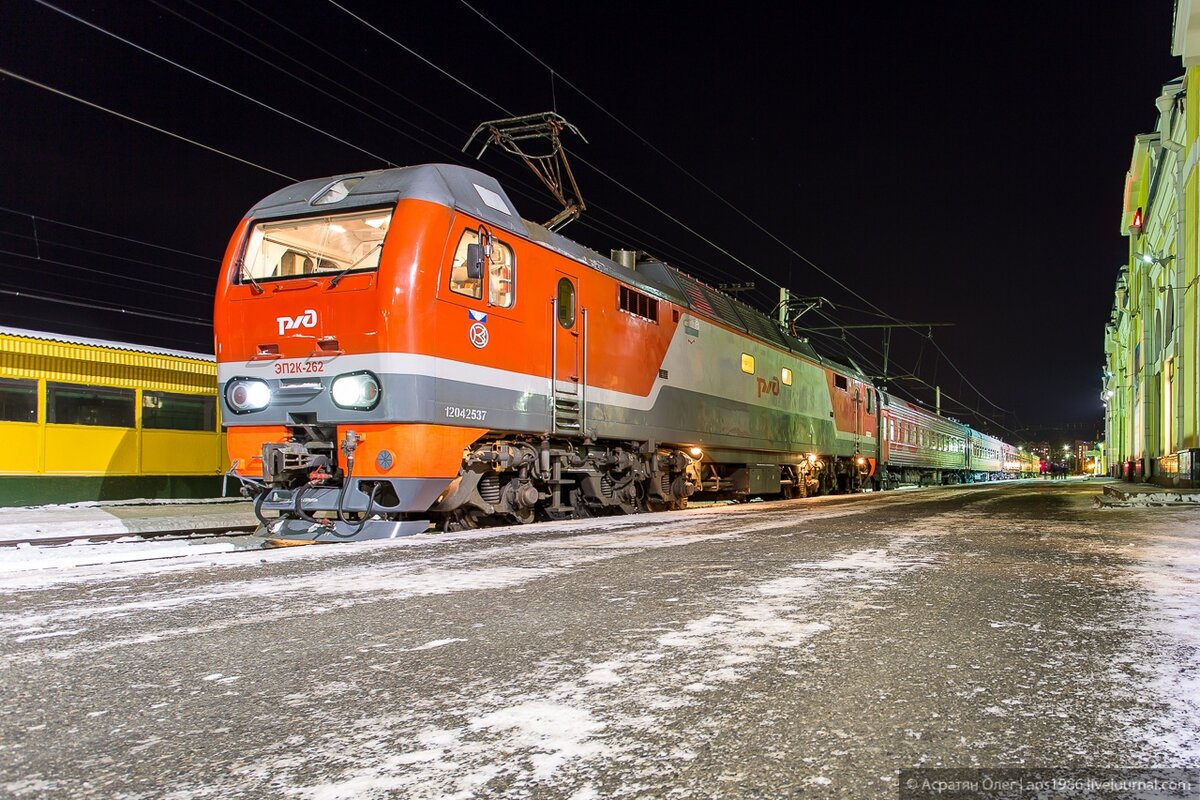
[{"x1": 552, "y1": 273, "x2": 584, "y2": 434}]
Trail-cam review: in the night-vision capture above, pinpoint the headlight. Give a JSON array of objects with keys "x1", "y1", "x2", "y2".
[
  {"x1": 226, "y1": 378, "x2": 271, "y2": 413},
  {"x1": 331, "y1": 371, "x2": 381, "y2": 410}
]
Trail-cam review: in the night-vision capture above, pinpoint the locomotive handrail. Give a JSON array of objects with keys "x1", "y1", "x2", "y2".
[
  {"x1": 581, "y1": 307, "x2": 588, "y2": 436},
  {"x1": 550, "y1": 295, "x2": 558, "y2": 433}
]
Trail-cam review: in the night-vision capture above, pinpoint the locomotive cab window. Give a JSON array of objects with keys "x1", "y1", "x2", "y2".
[
  {"x1": 239, "y1": 208, "x2": 392, "y2": 285},
  {"x1": 450, "y1": 229, "x2": 514, "y2": 308}
]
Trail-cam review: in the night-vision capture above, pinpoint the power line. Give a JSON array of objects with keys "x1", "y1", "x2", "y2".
[
  {"x1": 0, "y1": 206, "x2": 217, "y2": 261},
  {"x1": 0, "y1": 67, "x2": 294, "y2": 181},
  {"x1": 32, "y1": 0, "x2": 393, "y2": 169},
  {"x1": 0, "y1": 282, "x2": 212, "y2": 327},
  {"x1": 0, "y1": 248, "x2": 212, "y2": 297}
]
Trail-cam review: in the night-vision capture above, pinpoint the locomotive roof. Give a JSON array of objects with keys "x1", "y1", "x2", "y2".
[{"x1": 247, "y1": 163, "x2": 867, "y2": 381}]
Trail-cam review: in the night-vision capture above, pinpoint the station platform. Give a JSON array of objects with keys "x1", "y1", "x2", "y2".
[
  {"x1": 0, "y1": 498, "x2": 258, "y2": 544},
  {"x1": 1094, "y1": 480, "x2": 1200, "y2": 508}
]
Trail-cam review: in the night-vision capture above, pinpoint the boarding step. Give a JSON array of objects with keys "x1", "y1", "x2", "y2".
[{"x1": 553, "y1": 393, "x2": 581, "y2": 431}]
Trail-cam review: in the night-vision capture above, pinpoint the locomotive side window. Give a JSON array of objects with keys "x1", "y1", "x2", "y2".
[
  {"x1": 240, "y1": 209, "x2": 391, "y2": 284},
  {"x1": 0, "y1": 378, "x2": 37, "y2": 422},
  {"x1": 834, "y1": 374, "x2": 848, "y2": 391},
  {"x1": 450, "y1": 229, "x2": 514, "y2": 308},
  {"x1": 557, "y1": 278, "x2": 576, "y2": 328}
]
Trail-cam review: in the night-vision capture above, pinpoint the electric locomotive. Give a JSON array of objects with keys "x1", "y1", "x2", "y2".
[{"x1": 215, "y1": 164, "x2": 880, "y2": 540}]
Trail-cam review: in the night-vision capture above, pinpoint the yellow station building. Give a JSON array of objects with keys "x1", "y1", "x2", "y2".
[
  {"x1": 1104, "y1": 4, "x2": 1200, "y2": 485},
  {"x1": 0, "y1": 327, "x2": 225, "y2": 505}
]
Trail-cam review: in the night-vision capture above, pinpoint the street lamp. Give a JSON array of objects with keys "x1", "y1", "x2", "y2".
[{"x1": 1141, "y1": 251, "x2": 1175, "y2": 266}]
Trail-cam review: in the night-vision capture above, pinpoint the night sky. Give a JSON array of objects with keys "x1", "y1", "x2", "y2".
[{"x1": 0, "y1": 1, "x2": 1183, "y2": 441}]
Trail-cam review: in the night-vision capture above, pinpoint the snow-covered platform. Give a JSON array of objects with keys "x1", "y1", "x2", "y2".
[
  {"x1": 0, "y1": 497, "x2": 258, "y2": 544},
  {"x1": 1094, "y1": 480, "x2": 1200, "y2": 508}
]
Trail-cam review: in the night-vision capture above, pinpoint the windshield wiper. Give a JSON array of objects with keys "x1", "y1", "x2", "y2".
[
  {"x1": 328, "y1": 243, "x2": 383, "y2": 288},
  {"x1": 238, "y1": 257, "x2": 263, "y2": 294}
]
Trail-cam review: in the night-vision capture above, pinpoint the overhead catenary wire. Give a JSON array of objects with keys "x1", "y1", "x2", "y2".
[
  {"x1": 31, "y1": 0, "x2": 394, "y2": 169},
  {"x1": 13, "y1": 2, "x2": 1012, "y2": 425},
  {"x1": 0, "y1": 67, "x2": 295, "y2": 181},
  {"x1": 0, "y1": 281, "x2": 212, "y2": 327},
  {"x1": 453, "y1": 0, "x2": 1015, "y2": 422},
  {"x1": 0, "y1": 206, "x2": 219, "y2": 262},
  {"x1": 0, "y1": 247, "x2": 213, "y2": 297},
  {"x1": 0, "y1": 230, "x2": 217, "y2": 283}
]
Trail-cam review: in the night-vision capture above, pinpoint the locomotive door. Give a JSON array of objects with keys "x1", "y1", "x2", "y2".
[{"x1": 551, "y1": 273, "x2": 583, "y2": 434}]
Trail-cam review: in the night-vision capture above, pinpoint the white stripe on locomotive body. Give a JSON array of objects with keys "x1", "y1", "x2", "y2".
[{"x1": 217, "y1": 311, "x2": 862, "y2": 457}]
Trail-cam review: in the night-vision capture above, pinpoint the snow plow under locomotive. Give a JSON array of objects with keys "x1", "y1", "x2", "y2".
[{"x1": 215, "y1": 164, "x2": 1028, "y2": 542}]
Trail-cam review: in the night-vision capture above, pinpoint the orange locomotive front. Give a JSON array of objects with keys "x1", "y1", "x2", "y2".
[{"x1": 216, "y1": 164, "x2": 877, "y2": 541}]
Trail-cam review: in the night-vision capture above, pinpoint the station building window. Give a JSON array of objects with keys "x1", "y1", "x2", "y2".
[
  {"x1": 48, "y1": 383, "x2": 135, "y2": 427},
  {"x1": 143, "y1": 391, "x2": 217, "y2": 432},
  {"x1": 0, "y1": 378, "x2": 37, "y2": 422},
  {"x1": 449, "y1": 229, "x2": 514, "y2": 308}
]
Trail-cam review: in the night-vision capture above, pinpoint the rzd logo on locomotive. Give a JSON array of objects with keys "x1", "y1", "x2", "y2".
[{"x1": 276, "y1": 309, "x2": 318, "y2": 336}]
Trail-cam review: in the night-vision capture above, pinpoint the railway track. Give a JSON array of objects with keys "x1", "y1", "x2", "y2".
[{"x1": 0, "y1": 525, "x2": 259, "y2": 549}]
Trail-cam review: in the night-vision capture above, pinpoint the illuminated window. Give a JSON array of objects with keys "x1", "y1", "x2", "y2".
[
  {"x1": 240, "y1": 207, "x2": 390, "y2": 284},
  {"x1": 449, "y1": 229, "x2": 514, "y2": 308},
  {"x1": 781, "y1": 367, "x2": 793, "y2": 386},
  {"x1": 741, "y1": 354, "x2": 755, "y2": 374}
]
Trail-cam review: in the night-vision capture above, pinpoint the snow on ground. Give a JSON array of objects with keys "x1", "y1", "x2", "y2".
[
  {"x1": 235, "y1": 539, "x2": 939, "y2": 799},
  {"x1": 1117, "y1": 513, "x2": 1200, "y2": 763}
]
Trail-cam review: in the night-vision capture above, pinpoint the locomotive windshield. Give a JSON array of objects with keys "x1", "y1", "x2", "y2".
[{"x1": 238, "y1": 208, "x2": 392, "y2": 284}]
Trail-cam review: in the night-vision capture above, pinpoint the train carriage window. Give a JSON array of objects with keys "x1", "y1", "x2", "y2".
[
  {"x1": 47, "y1": 383, "x2": 135, "y2": 427},
  {"x1": 0, "y1": 378, "x2": 37, "y2": 422},
  {"x1": 834, "y1": 374, "x2": 848, "y2": 391},
  {"x1": 240, "y1": 208, "x2": 391, "y2": 284},
  {"x1": 450, "y1": 229, "x2": 515, "y2": 308},
  {"x1": 143, "y1": 392, "x2": 217, "y2": 432},
  {"x1": 866, "y1": 389, "x2": 873, "y2": 414}
]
